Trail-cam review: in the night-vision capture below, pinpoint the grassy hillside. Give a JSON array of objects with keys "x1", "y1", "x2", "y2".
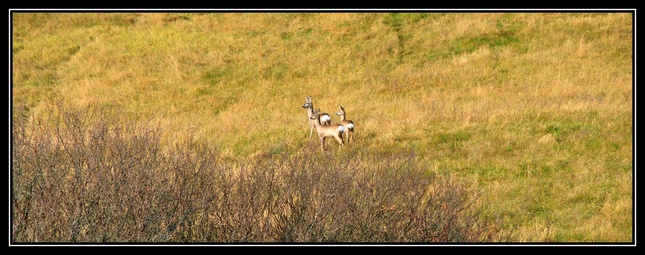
[{"x1": 12, "y1": 12, "x2": 633, "y2": 242}]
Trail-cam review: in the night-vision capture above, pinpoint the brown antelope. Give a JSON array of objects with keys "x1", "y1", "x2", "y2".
[
  {"x1": 336, "y1": 104, "x2": 355, "y2": 145},
  {"x1": 311, "y1": 108, "x2": 345, "y2": 152},
  {"x1": 302, "y1": 96, "x2": 331, "y2": 138}
]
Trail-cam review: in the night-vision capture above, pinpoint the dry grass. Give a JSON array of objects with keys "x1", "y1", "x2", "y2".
[{"x1": 12, "y1": 12, "x2": 633, "y2": 242}]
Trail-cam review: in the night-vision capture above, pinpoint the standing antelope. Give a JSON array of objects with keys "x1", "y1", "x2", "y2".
[
  {"x1": 302, "y1": 96, "x2": 331, "y2": 138},
  {"x1": 311, "y1": 108, "x2": 345, "y2": 152},
  {"x1": 336, "y1": 104, "x2": 355, "y2": 145}
]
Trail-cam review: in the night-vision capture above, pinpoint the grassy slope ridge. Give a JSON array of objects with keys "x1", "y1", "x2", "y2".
[{"x1": 12, "y1": 12, "x2": 633, "y2": 242}]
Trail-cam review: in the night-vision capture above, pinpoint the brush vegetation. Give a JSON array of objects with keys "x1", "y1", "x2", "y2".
[{"x1": 11, "y1": 12, "x2": 633, "y2": 242}]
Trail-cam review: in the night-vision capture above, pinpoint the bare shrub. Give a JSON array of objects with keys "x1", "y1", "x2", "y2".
[{"x1": 11, "y1": 100, "x2": 514, "y2": 243}]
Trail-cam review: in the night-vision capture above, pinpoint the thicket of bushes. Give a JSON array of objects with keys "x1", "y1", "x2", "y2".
[{"x1": 11, "y1": 99, "x2": 514, "y2": 243}]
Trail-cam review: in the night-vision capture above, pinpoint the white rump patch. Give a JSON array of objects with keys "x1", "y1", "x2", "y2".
[
  {"x1": 338, "y1": 125, "x2": 345, "y2": 132},
  {"x1": 346, "y1": 123, "x2": 354, "y2": 130},
  {"x1": 320, "y1": 115, "x2": 331, "y2": 123}
]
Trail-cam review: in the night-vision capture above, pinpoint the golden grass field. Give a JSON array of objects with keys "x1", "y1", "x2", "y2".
[{"x1": 12, "y1": 12, "x2": 633, "y2": 242}]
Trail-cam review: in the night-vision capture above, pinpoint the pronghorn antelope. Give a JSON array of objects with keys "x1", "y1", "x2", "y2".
[
  {"x1": 311, "y1": 108, "x2": 345, "y2": 152},
  {"x1": 302, "y1": 96, "x2": 331, "y2": 138},
  {"x1": 336, "y1": 104, "x2": 355, "y2": 145}
]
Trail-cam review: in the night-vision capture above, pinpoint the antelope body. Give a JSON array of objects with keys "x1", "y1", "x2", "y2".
[
  {"x1": 336, "y1": 105, "x2": 355, "y2": 145},
  {"x1": 302, "y1": 96, "x2": 331, "y2": 138},
  {"x1": 311, "y1": 108, "x2": 345, "y2": 152}
]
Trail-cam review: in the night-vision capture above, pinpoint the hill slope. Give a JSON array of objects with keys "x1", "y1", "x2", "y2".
[{"x1": 12, "y1": 12, "x2": 633, "y2": 242}]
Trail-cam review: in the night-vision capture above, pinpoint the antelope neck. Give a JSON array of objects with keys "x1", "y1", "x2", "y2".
[{"x1": 306, "y1": 105, "x2": 315, "y2": 117}]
